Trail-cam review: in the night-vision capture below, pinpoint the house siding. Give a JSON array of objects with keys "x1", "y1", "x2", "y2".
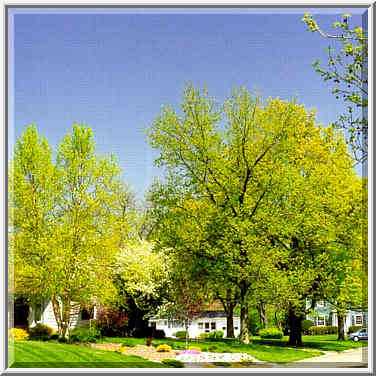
[
  {"x1": 28, "y1": 299, "x2": 96, "y2": 332},
  {"x1": 305, "y1": 300, "x2": 367, "y2": 333},
  {"x1": 149, "y1": 315, "x2": 241, "y2": 338}
]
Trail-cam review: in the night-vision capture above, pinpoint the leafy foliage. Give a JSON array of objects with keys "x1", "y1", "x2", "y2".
[
  {"x1": 302, "y1": 320, "x2": 315, "y2": 334},
  {"x1": 10, "y1": 124, "x2": 125, "y2": 338},
  {"x1": 69, "y1": 325, "x2": 101, "y2": 343},
  {"x1": 308, "y1": 326, "x2": 337, "y2": 335},
  {"x1": 28, "y1": 324, "x2": 55, "y2": 339},
  {"x1": 302, "y1": 13, "x2": 368, "y2": 162},
  {"x1": 8, "y1": 328, "x2": 29, "y2": 341},
  {"x1": 258, "y1": 328, "x2": 283, "y2": 339}
]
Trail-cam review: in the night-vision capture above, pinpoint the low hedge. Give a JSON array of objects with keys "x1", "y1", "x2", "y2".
[
  {"x1": 173, "y1": 331, "x2": 187, "y2": 339},
  {"x1": 308, "y1": 326, "x2": 337, "y2": 335},
  {"x1": 28, "y1": 324, "x2": 55, "y2": 340},
  {"x1": 258, "y1": 328, "x2": 283, "y2": 339}
]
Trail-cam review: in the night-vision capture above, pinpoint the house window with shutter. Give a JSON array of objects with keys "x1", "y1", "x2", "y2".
[
  {"x1": 317, "y1": 316, "x2": 325, "y2": 326},
  {"x1": 198, "y1": 322, "x2": 203, "y2": 329},
  {"x1": 211, "y1": 322, "x2": 216, "y2": 330},
  {"x1": 355, "y1": 315, "x2": 363, "y2": 325}
]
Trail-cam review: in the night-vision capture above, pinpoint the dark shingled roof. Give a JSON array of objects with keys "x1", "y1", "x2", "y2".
[{"x1": 195, "y1": 310, "x2": 240, "y2": 318}]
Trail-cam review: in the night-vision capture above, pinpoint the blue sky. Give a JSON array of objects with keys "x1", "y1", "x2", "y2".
[{"x1": 9, "y1": 8, "x2": 367, "y2": 197}]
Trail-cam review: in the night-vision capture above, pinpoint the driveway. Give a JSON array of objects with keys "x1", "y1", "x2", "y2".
[{"x1": 280, "y1": 347, "x2": 368, "y2": 368}]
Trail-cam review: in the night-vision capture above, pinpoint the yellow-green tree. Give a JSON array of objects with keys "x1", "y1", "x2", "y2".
[{"x1": 11, "y1": 124, "x2": 123, "y2": 337}]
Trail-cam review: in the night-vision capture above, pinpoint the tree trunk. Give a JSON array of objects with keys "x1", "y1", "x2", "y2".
[
  {"x1": 274, "y1": 307, "x2": 282, "y2": 331},
  {"x1": 259, "y1": 302, "x2": 268, "y2": 329},
  {"x1": 287, "y1": 306, "x2": 303, "y2": 347},
  {"x1": 337, "y1": 311, "x2": 345, "y2": 341},
  {"x1": 226, "y1": 304, "x2": 235, "y2": 338},
  {"x1": 185, "y1": 321, "x2": 189, "y2": 350},
  {"x1": 51, "y1": 296, "x2": 63, "y2": 338},
  {"x1": 61, "y1": 295, "x2": 71, "y2": 338},
  {"x1": 239, "y1": 302, "x2": 249, "y2": 344}
]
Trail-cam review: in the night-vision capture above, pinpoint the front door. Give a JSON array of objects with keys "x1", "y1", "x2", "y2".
[{"x1": 14, "y1": 297, "x2": 30, "y2": 329}]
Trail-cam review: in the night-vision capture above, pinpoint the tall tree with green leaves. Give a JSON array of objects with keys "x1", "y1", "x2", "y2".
[
  {"x1": 302, "y1": 13, "x2": 368, "y2": 162},
  {"x1": 146, "y1": 86, "x2": 344, "y2": 344},
  {"x1": 11, "y1": 124, "x2": 124, "y2": 338}
]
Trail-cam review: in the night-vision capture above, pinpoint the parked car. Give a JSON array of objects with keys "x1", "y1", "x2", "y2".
[{"x1": 348, "y1": 328, "x2": 368, "y2": 341}]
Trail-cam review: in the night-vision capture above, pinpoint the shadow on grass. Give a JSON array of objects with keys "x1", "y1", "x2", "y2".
[{"x1": 11, "y1": 361, "x2": 168, "y2": 368}]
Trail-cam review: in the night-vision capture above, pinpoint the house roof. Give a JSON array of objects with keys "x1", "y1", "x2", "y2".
[
  {"x1": 195, "y1": 310, "x2": 240, "y2": 319},
  {"x1": 149, "y1": 310, "x2": 240, "y2": 321}
]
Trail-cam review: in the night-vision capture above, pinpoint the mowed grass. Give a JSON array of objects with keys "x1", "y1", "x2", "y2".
[
  {"x1": 9, "y1": 340, "x2": 168, "y2": 368},
  {"x1": 249, "y1": 335, "x2": 368, "y2": 352},
  {"x1": 10, "y1": 334, "x2": 367, "y2": 367},
  {"x1": 101, "y1": 336, "x2": 321, "y2": 363},
  {"x1": 101, "y1": 334, "x2": 367, "y2": 364}
]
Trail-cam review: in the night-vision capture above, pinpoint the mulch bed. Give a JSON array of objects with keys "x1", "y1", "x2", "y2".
[
  {"x1": 124, "y1": 345, "x2": 178, "y2": 362},
  {"x1": 89, "y1": 343, "x2": 177, "y2": 362}
]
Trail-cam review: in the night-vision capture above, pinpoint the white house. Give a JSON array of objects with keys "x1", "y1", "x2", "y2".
[
  {"x1": 149, "y1": 310, "x2": 241, "y2": 338},
  {"x1": 13, "y1": 297, "x2": 97, "y2": 332},
  {"x1": 306, "y1": 300, "x2": 368, "y2": 333}
]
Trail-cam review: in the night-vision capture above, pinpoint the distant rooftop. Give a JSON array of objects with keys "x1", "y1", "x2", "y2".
[{"x1": 150, "y1": 310, "x2": 240, "y2": 320}]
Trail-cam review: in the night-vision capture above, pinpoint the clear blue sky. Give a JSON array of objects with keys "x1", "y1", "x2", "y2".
[{"x1": 9, "y1": 8, "x2": 367, "y2": 197}]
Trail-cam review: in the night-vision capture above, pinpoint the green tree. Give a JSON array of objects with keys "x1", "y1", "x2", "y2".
[
  {"x1": 11, "y1": 124, "x2": 123, "y2": 338},
  {"x1": 302, "y1": 13, "x2": 368, "y2": 162},
  {"x1": 262, "y1": 125, "x2": 361, "y2": 346},
  {"x1": 146, "y1": 86, "x2": 337, "y2": 344}
]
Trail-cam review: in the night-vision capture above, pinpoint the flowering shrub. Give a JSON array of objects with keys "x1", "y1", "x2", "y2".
[
  {"x1": 176, "y1": 350, "x2": 201, "y2": 355},
  {"x1": 188, "y1": 346, "x2": 201, "y2": 351},
  {"x1": 96, "y1": 306, "x2": 128, "y2": 337},
  {"x1": 8, "y1": 328, "x2": 29, "y2": 341},
  {"x1": 116, "y1": 347, "x2": 128, "y2": 355},
  {"x1": 156, "y1": 344, "x2": 172, "y2": 352}
]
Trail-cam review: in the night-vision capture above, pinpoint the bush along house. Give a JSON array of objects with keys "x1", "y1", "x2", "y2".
[
  {"x1": 148, "y1": 310, "x2": 241, "y2": 338},
  {"x1": 306, "y1": 299, "x2": 368, "y2": 333}
]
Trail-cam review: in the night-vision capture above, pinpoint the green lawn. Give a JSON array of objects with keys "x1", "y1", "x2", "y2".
[
  {"x1": 101, "y1": 336, "x2": 321, "y2": 363},
  {"x1": 249, "y1": 335, "x2": 368, "y2": 352},
  {"x1": 101, "y1": 334, "x2": 367, "y2": 364},
  {"x1": 9, "y1": 340, "x2": 168, "y2": 368},
  {"x1": 10, "y1": 334, "x2": 367, "y2": 367}
]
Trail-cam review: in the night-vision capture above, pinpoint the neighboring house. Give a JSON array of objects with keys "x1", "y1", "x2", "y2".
[
  {"x1": 148, "y1": 310, "x2": 241, "y2": 338},
  {"x1": 306, "y1": 300, "x2": 368, "y2": 333},
  {"x1": 13, "y1": 296, "x2": 97, "y2": 332}
]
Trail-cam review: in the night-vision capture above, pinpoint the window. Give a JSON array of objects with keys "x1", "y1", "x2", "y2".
[
  {"x1": 198, "y1": 323, "x2": 203, "y2": 329},
  {"x1": 163, "y1": 321, "x2": 167, "y2": 326},
  {"x1": 211, "y1": 322, "x2": 216, "y2": 330},
  {"x1": 205, "y1": 323, "x2": 209, "y2": 329},
  {"x1": 317, "y1": 317, "x2": 325, "y2": 326},
  {"x1": 80, "y1": 307, "x2": 94, "y2": 320},
  {"x1": 355, "y1": 315, "x2": 363, "y2": 325}
]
